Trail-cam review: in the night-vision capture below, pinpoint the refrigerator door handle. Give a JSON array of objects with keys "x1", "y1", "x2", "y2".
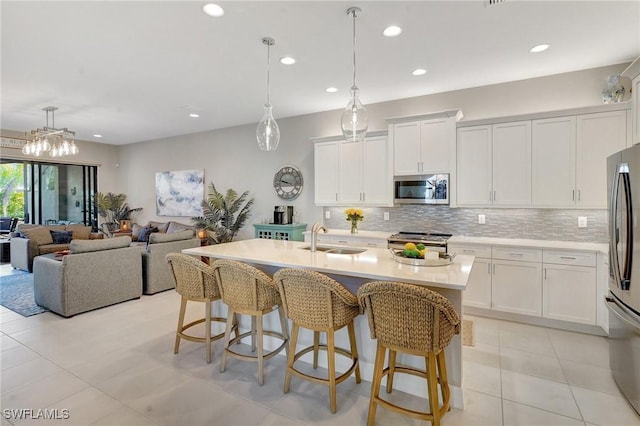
[
  {"x1": 621, "y1": 171, "x2": 633, "y2": 291},
  {"x1": 606, "y1": 296, "x2": 640, "y2": 332},
  {"x1": 610, "y1": 165, "x2": 622, "y2": 288}
]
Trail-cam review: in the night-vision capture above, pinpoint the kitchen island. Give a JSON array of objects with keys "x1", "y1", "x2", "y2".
[{"x1": 183, "y1": 238, "x2": 473, "y2": 408}]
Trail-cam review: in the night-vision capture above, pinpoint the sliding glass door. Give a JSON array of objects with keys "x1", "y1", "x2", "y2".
[{"x1": 0, "y1": 159, "x2": 98, "y2": 229}]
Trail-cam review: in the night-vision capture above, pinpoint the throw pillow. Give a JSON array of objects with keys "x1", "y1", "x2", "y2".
[
  {"x1": 137, "y1": 226, "x2": 159, "y2": 242},
  {"x1": 131, "y1": 224, "x2": 143, "y2": 241},
  {"x1": 148, "y1": 221, "x2": 169, "y2": 233},
  {"x1": 66, "y1": 224, "x2": 91, "y2": 240},
  {"x1": 21, "y1": 226, "x2": 54, "y2": 246},
  {"x1": 50, "y1": 230, "x2": 73, "y2": 244}
]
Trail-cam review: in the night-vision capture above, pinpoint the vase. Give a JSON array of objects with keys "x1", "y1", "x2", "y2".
[{"x1": 350, "y1": 220, "x2": 358, "y2": 234}]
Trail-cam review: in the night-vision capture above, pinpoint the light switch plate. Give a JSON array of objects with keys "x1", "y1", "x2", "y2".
[
  {"x1": 478, "y1": 214, "x2": 486, "y2": 224},
  {"x1": 384, "y1": 212, "x2": 389, "y2": 221},
  {"x1": 578, "y1": 216, "x2": 587, "y2": 228},
  {"x1": 324, "y1": 211, "x2": 331, "y2": 219}
]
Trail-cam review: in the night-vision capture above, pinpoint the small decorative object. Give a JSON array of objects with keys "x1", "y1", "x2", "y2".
[
  {"x1": 273, "y1": 165, "x2": 303, "y2": 200},
  {"x1": 119, "y1": 220, "x2": 131, "y2": 231},
  {"x1": 345, "y1": 208, "x2": 364, "y2": 234},
  {"x1": 602, "y1": 74, "x2": 625, "y2": 104}
]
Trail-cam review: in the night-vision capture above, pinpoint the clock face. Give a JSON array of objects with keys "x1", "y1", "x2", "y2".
[{"x1": 274, "y1": 165, "x2": 303, "y2": 200}]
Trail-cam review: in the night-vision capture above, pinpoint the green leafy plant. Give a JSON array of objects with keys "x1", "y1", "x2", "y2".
[
  {"x1": 95, "y1": 192, "x2": 142, "y2": 234},
  {"x1": 192, "y1": 182, "x2": 254, "y2": 244}
]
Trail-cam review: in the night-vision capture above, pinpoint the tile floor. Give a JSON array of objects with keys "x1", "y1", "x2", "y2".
[{"x1": 1, "y1": 264, "x2": 639, "y2": 426}]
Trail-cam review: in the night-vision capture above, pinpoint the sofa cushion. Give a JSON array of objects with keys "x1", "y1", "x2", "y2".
[
  {"x1": 137, "y1": 226, "x2": 159, "y2": 243},
  {"x1": 21, "y1": 226, "x2": 54, "y2": 246},
  {"x1": 148, "y1": 221, "x2": 169, "y2": 233},
  {"x1": 148, "y1": 229, "x2": 194, "y2": 244},
  {"x1": 50, "y1": 230, "x2": 73, "y2": 244},
  {"x1": 70, "y1": 236, "x2": 132, "y2": 254},
  {"x1": 166, "y1": 221, "x2": 194, "y2": 234},
  {"x1": 66, "y1": 224, "x2": 92, "y2": 240}
]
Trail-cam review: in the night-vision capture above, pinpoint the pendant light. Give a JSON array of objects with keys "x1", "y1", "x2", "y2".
[
  {"x1": 341, "y1": 7, "x2": 368, "y2": 143},
  {"x1": 256, "y1": 37, "x2": 280, "y2": 151}
]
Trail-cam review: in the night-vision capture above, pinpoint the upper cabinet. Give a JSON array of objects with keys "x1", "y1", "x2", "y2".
[
  {"x1": 622, "y1": 56, "x2": 640, "y2": 145},
  {"x1": 313, "y1": 131, "x2": 392, "y2": 206},
  {"x1": 457, "y1": 121, "x2": 531, "y2": 206},
  {"x1": 386, "y1": 110, "x2": 463, "y2": 176}
]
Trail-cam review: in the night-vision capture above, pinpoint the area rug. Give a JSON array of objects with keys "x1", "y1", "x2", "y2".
[
  {"x1": 462, "y1": 319, "x2": 475, "y2": 347},
  {"x1": 0, "y1": 272, "x2": 47, "y2": 316}
]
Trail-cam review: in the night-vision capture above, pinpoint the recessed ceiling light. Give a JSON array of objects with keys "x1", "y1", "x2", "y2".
[
  {"x1": 202, "y1": 3, "x2": 224, "y2": 17},
  {"x1": 93, "y1": 134, "x2": 102, "y2": 138},
  {"x1": 280, "y1": 56, "x2": 296, "y2": 65},
  {"x1": 189, "y1": 113, "x2": 200, "y2": 118},
  {"x1": 383, "y1": 26, "x2": 402, "y2": 37},
  {"x1": 529, "y1": 44, "x2": 549, "y2": 53},
  {"x1": 412, "y1": 68, "x2": 427, "y2": 76},
  {"x1": 326, "y1": 87, "x2": 338, "y2": 93}
]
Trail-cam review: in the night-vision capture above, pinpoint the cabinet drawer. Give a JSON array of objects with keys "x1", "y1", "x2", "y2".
[
  {"x1": 492, "y1": 246, "x2": 542, "y2": 262},
  {"x1": 543, "y1": 250, "x2": 596, "y2": 267},
  {"x1": 448, "y1": 244, "x2": 491, "y2": 258}
]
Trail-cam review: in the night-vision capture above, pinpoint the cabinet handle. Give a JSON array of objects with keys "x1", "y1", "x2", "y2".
[
  {"x1": 560, "y1": 256, "x2": 577, "y2": 260},
  {"x1": 578, "y1": 190, "x2": 581, "y2": 201},
  {"x1": 487, "y1": 263, "x2": 491, "y2": 274},
  {"x1": 572, "y1": 190, "x2": 575, "y2": 201},
  {"x1": 362, "y1": 192, "x2": 365, "y2": 202},
  {"x1": 493, "y1": 190, "x2": 496, "y2": 201},
  {"x1": 367, "y1": 242, "x2": 377, "y2": 246},
  {"x1": 489, "y1": 191, "x2": 493, "y2": 202},
  {"x1": 509, "y1": 253, "x2": 524, "y2": 257},
  {"x1": 337, "y1": 240, "x2": 348, "y2": 244},
  {"x1": 463, "y1": 249, "x2": 475, "y2": 254},
  {"x1": 492, "y1": 263, "x2": 496, "y2": 274},
  {"x1": 544, "y1": 268, "x2": 547, "y2": 280}
]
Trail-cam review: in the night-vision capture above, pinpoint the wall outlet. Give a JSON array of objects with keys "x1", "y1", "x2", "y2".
[
  {"x1": 478, "y1": 214, "x2": 486, "y2": 224},
  {"x1": 578, "y1": 216, "x2": 587, "y2": 228},
  {"x1": 384, "y1": 212, "x2": 390, "y2": 221},
  {"x1": 324, "y1": 210, "x2": 331, "y2": 219}
]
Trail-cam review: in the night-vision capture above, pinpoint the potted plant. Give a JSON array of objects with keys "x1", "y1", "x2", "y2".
[
  {"x1": 192, "y1": 182, "x2": 254, "y2": 244},
  {"x1": 95, "y1": 192, "x2": 142, "y2": 236}
]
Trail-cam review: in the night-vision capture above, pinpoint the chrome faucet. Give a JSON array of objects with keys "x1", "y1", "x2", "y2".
[{"x1": 310, "y1": 222, "x2": 327, "y2": 252}]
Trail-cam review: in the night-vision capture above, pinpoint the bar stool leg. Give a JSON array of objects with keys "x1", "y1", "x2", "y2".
[
  {"x1": 257, "y1": 314, "x2": 264, "y2": 386},
  {"x1": 285, "y1": 323, "x2": 299, "y2": 393},
  {"x1": 251, "y1": 316, "x2": 257, "y2": 352},
  {"x1": 277, "y1": 305, "x2": 290, "y2": 359},
  {"x1": 205, "y1": 300, "x2": 212, "y2": 364},
  {"x1": 386, "y1": 350, "x2": 397, "y2": 393},
  {"x1": 327, "y1": 329, "x2": 337, "y2": 414},
  {"x1": 347, "y1": 321, "x2": 361, "y2": 383},
  {"x1": 437, "y1": 350, "x2": 451, "y2": 412},
  {"x1": 368, "y1": 341, "x2": 385, "y2": 426},
  {"x1": 426, "y1": 352, "x2": 441, "y2": 426},
  {"x1": 220, "y1": 309, "x2": 235, "y2": 373},
  {"x1": 313, "y1": 331, "x2": 320, "y2": 369},
  {"x1": 174, "y1": 296, "x2": 187, "y2": 354}
]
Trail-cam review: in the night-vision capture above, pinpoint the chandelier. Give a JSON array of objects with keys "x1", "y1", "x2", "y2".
[{"x1": 22, "y1": 106, "x2": 79, "y2": 157}]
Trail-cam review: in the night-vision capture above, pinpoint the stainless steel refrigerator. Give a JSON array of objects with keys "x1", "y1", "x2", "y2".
[{"x1": 607, "y1": 143, "x2": 640, "y2": 416}]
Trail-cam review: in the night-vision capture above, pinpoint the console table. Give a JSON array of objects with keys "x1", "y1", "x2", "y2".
[{"x1": 253, "y1": 223, "x2": 307, "y2": 241}]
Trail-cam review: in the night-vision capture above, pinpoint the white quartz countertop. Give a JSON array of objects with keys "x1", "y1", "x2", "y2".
[
  {"x1": 183, "y1": 238, "x2": 473, "y2": 291},
  {"x1": 448, "y1": 235, "x2": 608, "y2": 254},
  {"x1": 302, "y1": 229, "x2": 392, "y2": 240}
]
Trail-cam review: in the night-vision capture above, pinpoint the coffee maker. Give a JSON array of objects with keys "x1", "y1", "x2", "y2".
[{"x1": 273, "y1": 206, "x2": 285, "y2": 224}]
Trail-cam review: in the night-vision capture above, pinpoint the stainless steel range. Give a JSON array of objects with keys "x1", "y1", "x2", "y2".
[{"x1": 387, "y1": 232, "x2": 452, "y2": 253}]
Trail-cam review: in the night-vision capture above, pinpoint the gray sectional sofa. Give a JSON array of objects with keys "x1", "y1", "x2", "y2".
[{"x1": 33, "y1": 237, "x2": 143, "y2": 317}]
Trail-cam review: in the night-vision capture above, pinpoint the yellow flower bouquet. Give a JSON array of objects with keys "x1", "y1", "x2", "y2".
[{"x1": 345, "y1": 208, "x2": 364, "y2": 234}]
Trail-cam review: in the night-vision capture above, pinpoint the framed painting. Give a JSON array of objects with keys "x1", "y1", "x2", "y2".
[{"x1": 155, "y1": 169, "x2": 204, "y2": 216}]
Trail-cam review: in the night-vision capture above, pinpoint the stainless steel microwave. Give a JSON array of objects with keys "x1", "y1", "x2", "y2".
[{"x1": 393, "y1": 174, "x2": 449, "y2": 205}]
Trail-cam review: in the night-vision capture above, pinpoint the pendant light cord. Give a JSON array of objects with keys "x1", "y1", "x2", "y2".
[
  {"x1": 351, "y1": 8, "x2": 357, "y2": 91},
  {"x1": 266, "y1": 40, "x2": 271, "y2": 106}
]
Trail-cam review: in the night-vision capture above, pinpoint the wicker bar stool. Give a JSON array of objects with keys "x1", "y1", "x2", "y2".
[
  {"x1": 212, "y1": 259, "x2": 288, "y2": 386},
  {"x1": 357, "y1": 281, "x2": 461, "y2": 426},
  {"x1": 166, "y1": 253, "x2": 237, "y2": 364},
  {"x1": 273, "y1": 268, "x2": 361, "y2": 414}
]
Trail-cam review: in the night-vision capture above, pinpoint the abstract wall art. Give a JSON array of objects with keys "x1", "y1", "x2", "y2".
[{"x1": 155, "y1": 169, "x2": 204, "y2": 216}]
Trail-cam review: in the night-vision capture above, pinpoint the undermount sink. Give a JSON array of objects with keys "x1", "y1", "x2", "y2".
[{"x1": 299, "y1": 246, "x2": 366, "y2": 255}]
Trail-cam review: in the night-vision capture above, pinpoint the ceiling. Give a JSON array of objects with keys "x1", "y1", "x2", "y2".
[{"x1": 1, "y1": 1, "x2": 639, "y2": 146}]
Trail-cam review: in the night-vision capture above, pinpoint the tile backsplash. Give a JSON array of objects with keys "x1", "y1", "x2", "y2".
[{"x1": 323, "y1": 205, "x2": 608, "y2": 242}]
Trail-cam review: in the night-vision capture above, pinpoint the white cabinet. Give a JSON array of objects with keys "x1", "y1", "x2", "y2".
[
  {"x1": 449, "y1": 244, "x2": 492, "y2": 309},
  {"x1": 531, "y1": 111, "x2": 627, "y2": 208},
  {"x1": 576, "y1": 111, "x2": 628, "y2": 208},
  {"x1": 531, "y1": 116, "x2": 576, "y2": 206},
  {"x1": 491, "y1": 247, "x2": 543, "y2": 316},
  {"x1": 314, "y1": 141, "x2": 339, "y2": 205},
  {"x1": 313, "y1": 132, "x2": 392, "y2": 206},
  {"x1": 457, "y1": 121, "x2": 531, "y2": 206},
  {"x1": 388, "y1": 110, "x2": 461, "y2": 176},
  {"x1": 542, "y1": 250, "x2": 597, "y2": 325},
  {"x1": 632, "y1": 74, "x2": 640, "y2": 145}
]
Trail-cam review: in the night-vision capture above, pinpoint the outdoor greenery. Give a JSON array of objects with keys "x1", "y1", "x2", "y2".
[
  {"x1": 95, "y1": 192, "x2": 142, "y2": 234},
  {"x1": 0, "y1": 163, "x2": 24, "y2": 218},
  {"x1": 192, "y1": 182, "x2": 254, "y2": 244}
]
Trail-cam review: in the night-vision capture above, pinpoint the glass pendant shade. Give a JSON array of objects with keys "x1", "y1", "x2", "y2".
[
  {"x1": 340, "y1": 87, "x2": 368, "y2": 143},
  {"x1": 256, "y1": 104, "x2": 280, "y2": 151}
]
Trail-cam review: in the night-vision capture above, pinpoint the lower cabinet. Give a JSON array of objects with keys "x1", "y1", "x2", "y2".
[{"x1": 450, "y1": 242, "x2": 599, "y2": 327}]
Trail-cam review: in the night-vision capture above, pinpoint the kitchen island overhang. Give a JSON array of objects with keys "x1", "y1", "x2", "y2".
[{"x1": 183, "y1": 238, "x2": 473, "y2": 409}]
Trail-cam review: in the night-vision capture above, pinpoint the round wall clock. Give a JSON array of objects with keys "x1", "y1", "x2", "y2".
[{"x1": 273, "y1": 165, "x2": 303, "y2": 200}]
